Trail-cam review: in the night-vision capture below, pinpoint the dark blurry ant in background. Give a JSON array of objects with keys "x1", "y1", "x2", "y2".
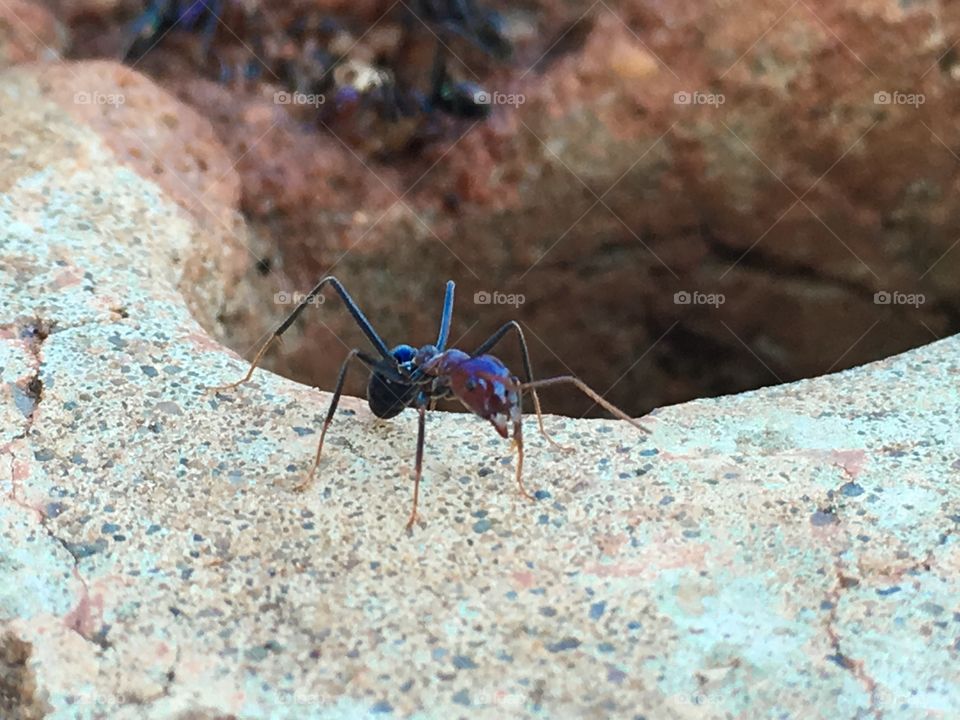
[
  {"x1": 121, "y1": 0, "x2": 512, "y2": 126},
  {"x1": 397, "y1": 0, "x2": 513, "y2": 120},
  {"x1": 122, "y1": 0, "x2": 269, "y2": 85},
  {"x1": 409, "y1": 0, "x2": 512, "y2": 60},
  {"x1": 209, "y1": 277, "x2": 651, "y2": 531},
  {"x1": 123, "y1": 0, "x2": 224, "y2": 62}
]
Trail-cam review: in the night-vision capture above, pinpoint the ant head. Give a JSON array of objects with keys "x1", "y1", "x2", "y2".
[
  {"x1": 391, "y1": 344, "x2": 417, "y2": 363},
  {"x1": 390, "y1": 344, "x2": 418, "y2": 376}
]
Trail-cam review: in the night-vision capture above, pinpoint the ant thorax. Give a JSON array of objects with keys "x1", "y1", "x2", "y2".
[{"x1": 412, "y1": 344, "x2": 442, "y2": 369}]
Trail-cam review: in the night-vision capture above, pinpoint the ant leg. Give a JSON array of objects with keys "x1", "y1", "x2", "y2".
[
  {"x1": 428, "y1": 38, "x2": 447, "y2": 109},
  {"x1": 473, "y1": 321, "x2": 571, "y2": 453},
  {"x1": 207, "y1": 275, "x2": 391, "y2": 394},
  {"x1": 198, "y1": 1, "x2": 220, "y2": 62},
  {"x1": 512, "y1": 408, "x2": 535, "y2": 501},
  {"x1": 271, "y1": 276, "x2": 391, "y2": 358},
  {"x1": 295, "y1": 349, "x2": 374, "y2": 493},
  {"x1": 206, "y1": 332, "x2": 279, "y2": 394},
  {"x1": 518, "y1": 376, "x2": 652, "y2": 435},
  {"x1": 122, "y1": 3, "x2": 163, "y2": 61},
  {"x1": 406, "y1": 402, "x2": 428, "y2": 531}
]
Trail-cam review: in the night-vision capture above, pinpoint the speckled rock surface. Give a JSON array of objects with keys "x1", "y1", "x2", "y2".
[{"x1": 1, "y1": 63, "x2": 960, "y2": 720}]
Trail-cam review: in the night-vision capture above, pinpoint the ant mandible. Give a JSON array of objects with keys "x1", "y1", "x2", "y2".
[{"x1": 210, "y1": 277, "x2": 651, "y2": 530}]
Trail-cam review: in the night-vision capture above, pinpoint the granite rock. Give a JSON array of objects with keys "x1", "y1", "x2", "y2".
[{"x1": 1, "y1": 60, "x2": 959, "y2": 719}]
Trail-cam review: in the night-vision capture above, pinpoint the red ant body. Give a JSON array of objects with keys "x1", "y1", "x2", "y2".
[{"x1": 211, "y1": 277, "x2": 650, "y2": 530}]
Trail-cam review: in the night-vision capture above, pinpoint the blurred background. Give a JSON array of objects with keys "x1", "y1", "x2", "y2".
[{"x1": 24, "y1": 0, "x2": 960, "y2": 416}]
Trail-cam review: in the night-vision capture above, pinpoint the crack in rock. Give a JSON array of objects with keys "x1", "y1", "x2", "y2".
[
  {"x1": 889, "y1": 523, "x2": 958, "y2": 581},
  {"x1": 3, "y1": 444, "x2": 106, "y2": 649},
  {"x1": 824, "y1": 559, "x2": 882, "y2": 719},
  {"x1": 6, "y1": 317, "x2": 52, "y2": 441},
  {"x1": 4, "y1": 317, "x2": 108, "y2": 649},
  {"x1": 2, "y1": 319, "x2": 53, "y2": 524},
  {"x1": 3, "y1": 449, "x2": 42, "y2": 524},
  {"x1": 60, "y1": 565, "x2": 107, "y2": 648}
]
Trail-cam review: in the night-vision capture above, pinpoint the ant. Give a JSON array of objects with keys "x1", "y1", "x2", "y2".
[
  {"x1": 120, "y1": 0, "x2": 510, "y2": 137},
  {"x1": 209, "y1": 277, "x2": 650, "y2": 530},
  {"x1": 408, "y1": 0, "x2": 512, "y2": 60},
  {"x1": 122, "y1": 0, "x2": 223, "y2": 62},
  {"x1": 402, "y1": 0, "x2": 512, "y2": 120}
]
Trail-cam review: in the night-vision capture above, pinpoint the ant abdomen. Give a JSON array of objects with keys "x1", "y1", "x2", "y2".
[
  {"x1": 366, "y1": 373, "x2": 417, "y2": 419},
  {"x1": 366, "y1": 344, "x2": 419, "y2": 418}
]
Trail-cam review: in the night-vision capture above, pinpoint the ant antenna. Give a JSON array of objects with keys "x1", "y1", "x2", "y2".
[{"x1": 436, "y1": 281, "x2": 455, "y2": 350}]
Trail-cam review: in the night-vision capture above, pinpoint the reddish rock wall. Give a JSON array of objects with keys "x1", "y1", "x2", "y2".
[{"x1": 37, "y1": 0, "x2": 960, "y2": 415}]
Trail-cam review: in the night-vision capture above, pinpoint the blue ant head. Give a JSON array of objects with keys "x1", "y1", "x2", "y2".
[
  {"x1": 391, "y1": 343, "x2": 417, "y2": 365},
  {"x1": 391, "y1": 343, "x2": 446, "y2": 379}
]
